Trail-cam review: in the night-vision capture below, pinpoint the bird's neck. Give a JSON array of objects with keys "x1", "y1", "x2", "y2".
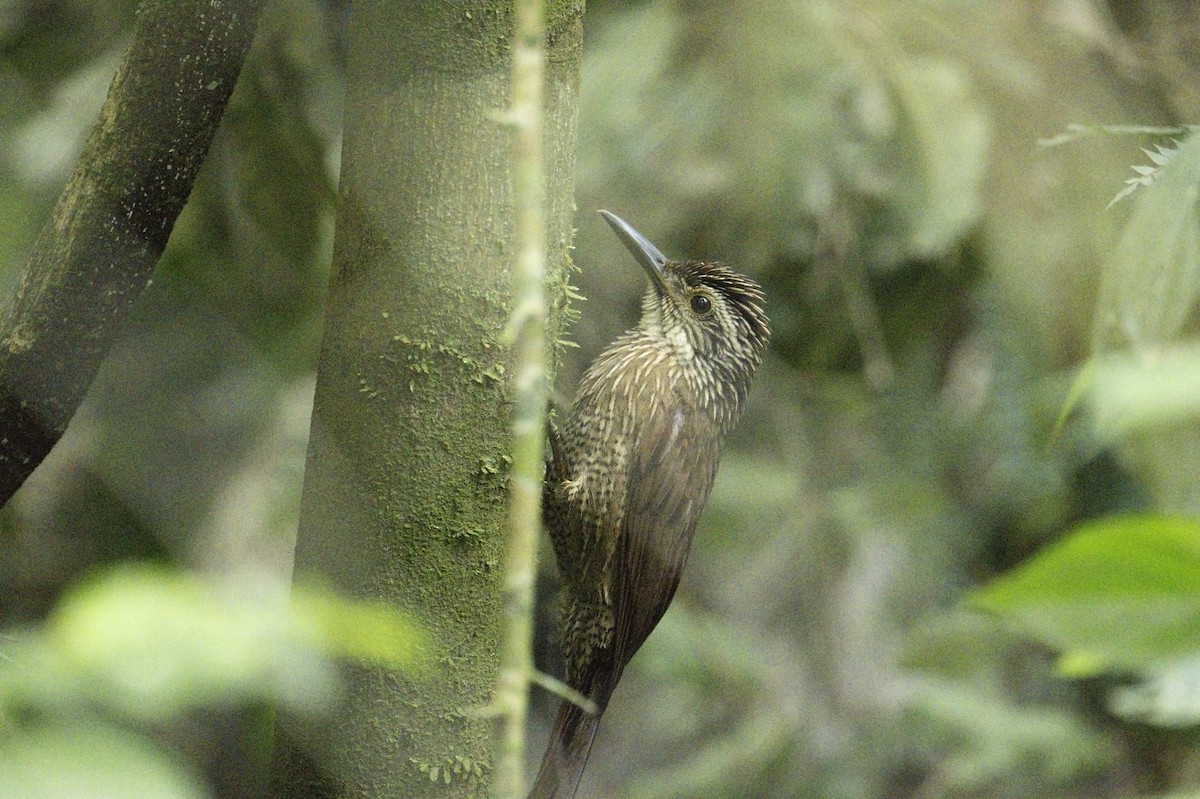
[{"x1": 578, "y1": 329, "x2": 754, "y2": 434}]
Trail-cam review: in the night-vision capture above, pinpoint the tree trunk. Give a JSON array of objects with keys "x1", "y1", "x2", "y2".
[{"x1": 274, "y1": 2, "x2": 583, "y2": 797}]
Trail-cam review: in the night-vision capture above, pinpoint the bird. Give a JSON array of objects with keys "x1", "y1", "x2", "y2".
[{"x1": 528, "y1": 210, "x2": 770, "y2": 799}]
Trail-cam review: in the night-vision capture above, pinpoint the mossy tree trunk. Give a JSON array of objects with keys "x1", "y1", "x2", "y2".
[{"x1": 274, "y1": 2, "x2": 583, "y2": 797}]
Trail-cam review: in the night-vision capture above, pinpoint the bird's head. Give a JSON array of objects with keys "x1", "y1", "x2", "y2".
[{"x1": 599, "y1": 210, "x2": 771, "y2": 379}]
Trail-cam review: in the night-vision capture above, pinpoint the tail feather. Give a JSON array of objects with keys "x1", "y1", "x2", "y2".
[{"x1": 526, "y1": 699, "x2": 601, "y2": 799}]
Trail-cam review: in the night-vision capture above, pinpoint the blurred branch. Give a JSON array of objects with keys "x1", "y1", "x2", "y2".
[
  {"x1": 528, "y1": 670, "x2": 596, "y2": 715},
  {"x1": 820, "y1": 215, "x2": 894, "y2": 390},
  {"x1": 0, "y1": 0, "x2": 264, "y2": 506},
  {"x1": 1038, "y1": 123, "x2": 1200, "y2": 148},
  {"x1": 495, "y1": 0, "x2": 548, "y2": 795}
]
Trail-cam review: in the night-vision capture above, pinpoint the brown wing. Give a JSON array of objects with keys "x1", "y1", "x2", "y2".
[{"x1": 606, "y1": 404, "x2": 722, "y2": 692}]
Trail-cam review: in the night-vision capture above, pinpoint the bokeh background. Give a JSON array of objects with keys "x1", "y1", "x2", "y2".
[{"x1": 3, "y1": 1, "x2": 1200, "y2": 797}]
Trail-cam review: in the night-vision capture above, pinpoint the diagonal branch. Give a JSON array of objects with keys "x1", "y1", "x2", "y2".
[{"x1": 0, "y1": 0, "x2": 265, "y2": 506}]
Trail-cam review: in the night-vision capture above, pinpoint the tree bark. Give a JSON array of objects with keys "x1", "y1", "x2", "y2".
[
  {"x1": 0, "y1": 0, "x2": 264, "y2": 506},
  {"x1": 274, "y1": 2, "x2": 583, "y2": 797}
]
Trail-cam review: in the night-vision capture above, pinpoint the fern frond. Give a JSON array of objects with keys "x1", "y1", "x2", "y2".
[{"x1": 1107, "y1": 140, "x2": 1183, "y2": 209}]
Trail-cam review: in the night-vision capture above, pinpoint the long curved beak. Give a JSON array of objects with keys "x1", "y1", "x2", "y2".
[{"x1": 598, "y1": 210, "x2": 669, "y2": 293}]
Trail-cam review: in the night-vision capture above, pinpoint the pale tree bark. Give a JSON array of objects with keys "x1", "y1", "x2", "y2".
[
  {"x1": 273, "y1": 2, "x2": 583, "y2": 798},
  {"x1": 0, "y1": 0, "x2": 263, "y2": 506}
]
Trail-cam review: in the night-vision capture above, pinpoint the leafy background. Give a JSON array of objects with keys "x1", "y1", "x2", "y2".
[{"x1": 4, "y1": 1, "x2": 1200, "y2": 797}]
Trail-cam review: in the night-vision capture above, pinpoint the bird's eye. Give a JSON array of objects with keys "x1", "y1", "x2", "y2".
[{"x1": 690, "y1": 294, "x2": 712, "y2": 315}]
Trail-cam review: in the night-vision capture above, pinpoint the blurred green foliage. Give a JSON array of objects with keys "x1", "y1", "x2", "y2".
[
  {"x1": 0, "y1": 564, "x2": 424, "y2": 798},
  {"x1": 972, "y1": 516, "x2": 1200, "y2": 675},
  {"x1": 563, "y1": 2, "x2": 1200, "y2": 799},
  {"x1": 0, "y1": 0, "x2": 340, "y2": 616},
  {"x1": 4, "y1": 0, "x2": 1200, "y2": 798}
]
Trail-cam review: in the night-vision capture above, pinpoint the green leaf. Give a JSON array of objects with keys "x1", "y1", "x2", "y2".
[
  {"x1": 290, "y1": 583, "x2": 428, "y2": 670},
  {"x1": 885, "y1": 54, "x2": 990, "y2": 259},
  {"x1": 0, "y1": 723, "x2": 207, "y2": 799},
  {"x1": 28, "y1": 564, "x2": 424, "y2": 722},
  {"x1": 1049, "y1": 359, "x2": 1095, "y2": 445},
  {"x1": 46, "y1": 566, "x2": 337, "y2": 720},
  {"x1": 1109, "y1": 656, "x2": 1200, "y2": 728},
  {"x1": 969, "y1": 515, "x2": 1200, "y2": 674},
  {"x1": 1088, "y1": 341, "x2": 1200, "y2": 440},
  {"x1": 1093, "y1": 132, "x2": 1200, "y2": 354}
]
